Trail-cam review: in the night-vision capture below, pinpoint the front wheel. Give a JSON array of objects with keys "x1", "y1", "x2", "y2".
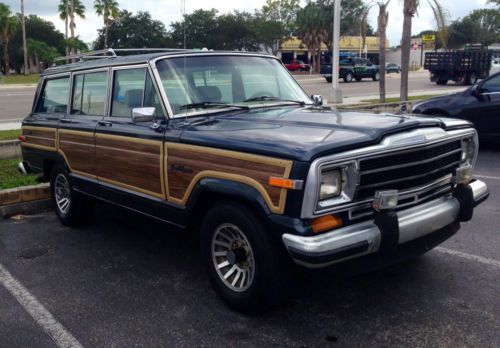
[
  {"x1": 343, "y1": 72, "x2": 353, "y2": 83},
  {"x1": 373, "y1": 71, "x2": 380, "y2": 81},
  {"x1": 51, "y1": 164, "x2": 93, "y2": 226},
  {"x1": 325, "y1": 77, "x2": 332, "y2": 83},
  {"x1": 201, "y1": 202, "x2": 291, "y2": 313}
]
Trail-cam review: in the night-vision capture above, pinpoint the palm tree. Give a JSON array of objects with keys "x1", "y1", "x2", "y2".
[
  {"x1": 94, "y1": 0, "x2": 120, "y2": 49},
  {"x1": 0, "y1": 3, "x2": 17, "y2": 76},
  {"x1": 296, "y1": 3, "x2": 329, "y2": 73},
  {"x1": 21, "y1": 0, "x2": 29, "y2": 75},
  {"x1": 59, "y1": 0, "x2": 86, "y2": 56},
  {"x1": 377, "y1": 1, "x2": 391, "y2": 103},
  {"x1": 400, "y1": 0, "x2": 447, "y2": 102}
]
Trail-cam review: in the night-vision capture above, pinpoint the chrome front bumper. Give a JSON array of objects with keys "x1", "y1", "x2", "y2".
[{"x1": 282, "y1": 180, "x2": 489, "y2": 268}]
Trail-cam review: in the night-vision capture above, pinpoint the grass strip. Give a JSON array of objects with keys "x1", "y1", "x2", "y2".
[
  {"x1": 360, "y1": 94, "x2": 447, "y2": 104},
  {"x1": 0, "y1": 74, "x2": 40, "y2": 85},
  {"x1": 0, "y1": 129, "x2": 21, "y2": 141},
  {"x1": 0, "y1": 159, "x2": 39, "y2": 190}
]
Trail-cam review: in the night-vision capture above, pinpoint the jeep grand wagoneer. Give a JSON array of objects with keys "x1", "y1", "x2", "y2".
[{"x1": 19, "y1": 49, "x2": 489, "y2": 312}]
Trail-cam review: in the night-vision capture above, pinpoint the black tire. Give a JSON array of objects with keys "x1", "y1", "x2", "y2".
[
  {"x1": 50, "y1": 164, "x2": 94, "y2": 226},
  {"x1": 325, "y1": 77, "x2": 332, "y2": 83},
  {"x1": 343, "y1": 72, "x2": 353, "y2": 83},
  {"x1": 436, "y1": 79, "x2": 448, "y2": 85},
  {"x1": 465, "y1": 72, "x2": 477, "y2": 86},
  {"x1": 373, "y1": 71, "x2": 380, "y2": 81},
  {"x1": 201, "y1": 201, "x2": 292, "y2": 313}
]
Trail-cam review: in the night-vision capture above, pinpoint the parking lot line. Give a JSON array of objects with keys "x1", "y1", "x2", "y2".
[
  {"x1": 475, "y1": 174, "x2": 500, "y2": 181},
  {"x1": 435, "y1": 247, "x2": 500, "y2": 269},
  {"x1": 0, "y1": 263, "x2": 83, "y2": 348}
]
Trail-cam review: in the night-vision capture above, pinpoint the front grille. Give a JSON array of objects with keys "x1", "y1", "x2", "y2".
[{"x1": 356, "y1": 140, "x2": 462, "y2": 200}]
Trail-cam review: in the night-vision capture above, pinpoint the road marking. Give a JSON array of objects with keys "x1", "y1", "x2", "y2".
[
  {"x1": 0, "y1": 263, "x2": 83, "y2": 348},
  {"x1": 435, "y1": 247, "x2": 500, "y2": 269},
  {"x1": 475, "y1": 174, "x2": 500, "y2": 181}
]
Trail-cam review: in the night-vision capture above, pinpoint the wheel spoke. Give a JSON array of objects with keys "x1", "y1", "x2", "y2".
[
  {"x1": 217, "y1": 260, "x2": 230, "y2": 269},
  {"x1": 231, "y1": 270, "x2": 241, "y2": 287},
  {"x1": 240, "y1": 270, "x2": 246, "y2": 287},
  {"x1": 213, "y1": 251, "x2": 227, "y2": 257},
  {"x1": 223, "y1": 265, "x2": 237, "y2": 280},
  {"x1": 214, "y1": 240, "x2": 230, "y2": 249}
]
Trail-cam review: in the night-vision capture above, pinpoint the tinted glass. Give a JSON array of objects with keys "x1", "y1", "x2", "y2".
[
  {"x1": 36, "y1": 77, "x2": 70, "y2": 113},
  {"x1": 144, "y1": 73, "x2": 165, "y2": 118},
  {"x1": 481, "y1": 75, "x2": 500, "y2": 93},
  {"x1": 111, "y1": 68, "x2": 146, "y2": 117},
  {"x1": 71, "y1": 71, "x2": 108, "y2": 116}
]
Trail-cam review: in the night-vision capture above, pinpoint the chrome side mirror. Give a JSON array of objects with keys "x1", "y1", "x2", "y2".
[
  {"x1": 132, "y1": 107, "x2": 155, "y2": 122},
  {"x1": 311, "y1": 94, "x2": 323, "y2": 106}
]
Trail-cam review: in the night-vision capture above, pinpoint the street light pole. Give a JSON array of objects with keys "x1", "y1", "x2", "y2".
[{"x1": 330, "y1": 0, "x2": 342, "y2": 104}]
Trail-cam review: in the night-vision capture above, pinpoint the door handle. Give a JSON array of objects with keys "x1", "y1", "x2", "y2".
[
  {"x1": 98, "y1": 121, "x2": 112, "y2": 127},
  {"x1": 60, "y1": 119, "x2": 72, "y2": 124}
]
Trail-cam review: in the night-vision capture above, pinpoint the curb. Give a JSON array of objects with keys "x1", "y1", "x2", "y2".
[
  {"x1": 0, "y1": 183, "x2": 51, "y2": 218},
  {"x1": 0, "y1": 140, "x2": 21, "y2": 160}
]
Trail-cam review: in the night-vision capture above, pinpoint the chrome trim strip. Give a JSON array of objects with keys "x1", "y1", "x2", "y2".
[{"x1": 301, "y1": 128, "x2": 477, "y2": 219}]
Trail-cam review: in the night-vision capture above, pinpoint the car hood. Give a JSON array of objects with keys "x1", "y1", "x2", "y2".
[
  {"x1": 412, "y1": 89, "x2": 469, "y2": 113},
  {"x1": 177, "y1": 106, "x2": 464, "y2": 162}
]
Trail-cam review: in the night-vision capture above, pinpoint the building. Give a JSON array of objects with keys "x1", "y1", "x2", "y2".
[{"x1": 277, "y1": 36, "x2": 388, "y2": 65}]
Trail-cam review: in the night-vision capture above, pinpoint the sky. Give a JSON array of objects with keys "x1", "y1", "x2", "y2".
[{"x1": 3, "y1": 0, "x2": 494, "y2": 48}]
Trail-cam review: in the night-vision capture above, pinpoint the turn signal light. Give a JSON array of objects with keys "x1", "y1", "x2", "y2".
[
  {"x1": 18, "y1": 135, "x2": 26, "y2": 142},
  {"x1": 310, "y1": 215, "x2": 342, "y2": 234},
  {"x1": 268, "y1": 177, "x2": 303, "y2": 190}
]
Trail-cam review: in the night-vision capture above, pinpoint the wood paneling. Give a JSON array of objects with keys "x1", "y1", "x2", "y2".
[
  {"x1": 95, "y1": 134, "x2": 164, "y2": 198},
  {"x1": 58, "y1": 130, "x2": 96, "y2": 178},
  {"x1": 22, "y1": 127, "x2": 56, "y2": 151},
  {"x1": 166, "y1": 143, "x2": 293, "y2": 214}
]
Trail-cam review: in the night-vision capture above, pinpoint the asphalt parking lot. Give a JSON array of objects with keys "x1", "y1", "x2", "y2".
[{"x1": 1, "y1": 145, "x2": 499, "y2": 347}]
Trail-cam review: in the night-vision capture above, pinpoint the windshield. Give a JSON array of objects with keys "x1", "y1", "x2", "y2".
[{"x1": 156, "y1": 55, "x2": 311, "y2": 116}]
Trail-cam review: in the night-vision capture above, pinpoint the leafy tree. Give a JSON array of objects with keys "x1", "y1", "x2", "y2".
[
  {"x1": 58, "y1": 0, "x2": 85, "y2": 55},
  {"x1": 94, "y1": 10, "x2": 171, "y2": 49},
  {"x1": 170, "y1": 9, "x2": 219, "y2": 49},
  {"x1": 9, "y1": 15, "x2": 66, "y2": 73},
  {"x1": 94, "y1": 0, "x2": 120, "y2": 49},
  {"x1": 252, "y1": 15, "x2": 286, "y2": 54},
  {"x1": 27, "y1": 39, "x2": 59, "y2": 72},
  {"x1": 215, "y1": 12, "x2": 260, "y2": 51},
  {"x1": 261, "y1": 0, "x2": 300, "y2": 35},
  {"x1": 0, "y1": 3, "x2": 17, "y2": 75},
  {"x1": 400, "y1": 0, "x2": 447, "y2": 102},
  {"x1": 447, "y1": 9, "x2": 500, "y2": 48},
  {"x1": 296, "y1": 2, "x2": 329, "y2": 73}
]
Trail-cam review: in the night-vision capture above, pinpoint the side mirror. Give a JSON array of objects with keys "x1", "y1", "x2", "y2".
[
  {"x1": 132, "y1": 107, "x2": 155, "y2": 122},
  {"x1": 311, "y1": 94, "x2": 323, "y2": 106},
  {"x1": 471, "y1": 84, "x2": 482, "y2": 98}
]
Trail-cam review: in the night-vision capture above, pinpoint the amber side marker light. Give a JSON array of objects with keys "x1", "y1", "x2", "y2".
[
  {"x1": 311, "y1": 215, "x2": 343, "y2": 234},
  {"x1": 268, "y1": 177, "x2": 303, "y2": 190}
]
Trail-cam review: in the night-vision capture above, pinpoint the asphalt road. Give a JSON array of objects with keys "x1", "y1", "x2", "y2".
[
  {"x1": 0, "y1": 72, "x2": 468, "y2": 124},
  {"x1": 0, "y1": 145, "x2": 499, "y2": 347}
]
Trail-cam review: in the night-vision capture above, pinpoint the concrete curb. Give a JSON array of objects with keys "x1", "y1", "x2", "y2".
[
  {"x1": 0, "y1": 140, "x2": 21, "y2": 160},
  {"x1": 0, "y1": 183, "x2": 51, "y2": 218}
]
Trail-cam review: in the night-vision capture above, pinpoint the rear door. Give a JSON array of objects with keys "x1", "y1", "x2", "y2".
[
  {"x1": 58, "y1": 68, "x2": 109, "y2": 180},
  {"x1": 95, "y1": 65, "x2": 167, "y2": 201}
]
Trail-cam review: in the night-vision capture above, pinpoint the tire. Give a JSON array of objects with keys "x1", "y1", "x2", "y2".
[
  {"x1": 373, "y1": 71, "x2": 380, "y2": 81},
  {"x1": 201, "y1": 201, "x2": 292, "y2": 313},
  {"x1": 50, "y1": 164, "x2": 94, "y2": 226},
  {"x1": 436, "y1": 79, "x2": 448, "y2": 85},
  {"x1": 465, "y1": 72, "x2": 477, "y2": 86},
  {"x1": 325, "y1": 77, "x2": 332, "y2": 83},
  {"x1": 343, "y1": 72, "x2": 353, "y2": 83}
]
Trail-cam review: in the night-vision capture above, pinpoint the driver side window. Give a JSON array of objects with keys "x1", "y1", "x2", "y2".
[{"x1": 481, "y1": 75, "x2": 500, "y2": 93}]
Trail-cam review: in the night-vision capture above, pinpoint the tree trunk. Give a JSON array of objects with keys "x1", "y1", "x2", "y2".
[
  {"x1": 2, "y1": 42, "x2": 10, "y2": 76},
  {"x1": 70, "y1": 0, "x2": 75, "y2": 57},
  {"x1": 104, "y1": 18, "x2": 109, "y2": 49},
  {"x1": 316, "y1": 46, "x2": 321, "y2": 74},
  {"x1": 34, "y1": 54, "x2": 40, "y2": 73},
  {"x1": 378, "y1": 4, "x2": 389, "y2": 103},
  {"x1": 21, "y1": 0, "x2": 29, "y2": 75},
  {"x1": 400, "y1": 1, "x2": 416, "y2": 103}
]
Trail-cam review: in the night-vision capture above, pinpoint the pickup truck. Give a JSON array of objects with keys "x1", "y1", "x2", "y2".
[
  {"x1": 284, "y1": 59, "x2": 311, "y2": 72},
  {"x1": 19, "y1": 49, "x2": 489, "y2": 313},
  {"x1": 321, "y1": 57, "x2": 380, "y2": 83}
]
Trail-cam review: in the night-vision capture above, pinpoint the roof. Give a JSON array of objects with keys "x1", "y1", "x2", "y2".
[{"x1": 42, "y1": 50, "x2": 274, "y2": 76}]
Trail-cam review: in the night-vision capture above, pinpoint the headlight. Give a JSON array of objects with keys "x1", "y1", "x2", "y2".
[
  {"x1": 461, "y1": 136, "x2": 477, "y2": 167},
  {"x1": 319, "y1": 169, "x2": 342, "y2": 200}
]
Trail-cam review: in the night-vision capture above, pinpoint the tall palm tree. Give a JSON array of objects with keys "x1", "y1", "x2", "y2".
[
  {"x1": 377, "y1": 1, "x2": 391, "y2": 103},
  {"x1": 94, "y1": 0, "x2": 120, "y2": 49},
  {"x1": 0, "y1": 3, "x2": 17, "y2": 76},
  {"x1": 59, "y1": 0, "x2": 85, "y2": 56},
  {"x1": 400, "y1": 0, "x2": 447, "y2": 102},
  {"x1": 21, "y1": 0, "x2": 29, "y2": 75}
]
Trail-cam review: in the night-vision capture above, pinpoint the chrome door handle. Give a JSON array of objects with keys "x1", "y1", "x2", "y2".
[{"x1": 98, "y1": 121, "x2": 112, "y2": 127}]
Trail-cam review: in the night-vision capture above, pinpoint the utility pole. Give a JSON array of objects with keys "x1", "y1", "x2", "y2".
[
  {"x1": 21, "y1": 0, "x2": 28, "y2": 75},
  {"x1": 330, "y1": 0, "x2": 342, "y2": 104}
]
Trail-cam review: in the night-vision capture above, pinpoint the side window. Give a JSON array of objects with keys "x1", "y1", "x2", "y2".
[
  {"x1": 144, "y1": 73, "x2": 165, "y2": 118},
  {"x1": 481, "y1": 75, "x2": 500, "y2": 93},
  {"x1": 111, "y1": 68, "x2": 146, "y2": 117},
  {"x1": 35, "y1": 76, "x2": 70, "y2": 113},
  {"x1": 71, "y1": 71, "x2": 108, "y2": 116}
]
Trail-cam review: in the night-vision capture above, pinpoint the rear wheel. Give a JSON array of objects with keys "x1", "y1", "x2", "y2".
[
  {"x1": 50, "y1": 164, "x2": 93, "y2": 226},
  {"x1": 201, "y1": 202, "x2": 291, "y2": 313},
  {"x1": 465, "y1": 72, "x2": 477, "y2": 86},
  {"x1": 373, "y1": 71, "x2": 380, "y2": 81},
  {"x1": 325, "y1": 77, "x2": 332, "y2": 83},
  {"x1": 343, "y1": 72, "x2": 353, "y2": 83}
]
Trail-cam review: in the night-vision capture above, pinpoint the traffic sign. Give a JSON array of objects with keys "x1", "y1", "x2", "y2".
[{"x1": 422, "y1": 34, "x2": 436, "y2": 42}]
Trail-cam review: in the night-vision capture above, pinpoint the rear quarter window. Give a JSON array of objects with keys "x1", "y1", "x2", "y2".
[{"x1": 35, "y1": 76, "x2": 70, "y2": 113}]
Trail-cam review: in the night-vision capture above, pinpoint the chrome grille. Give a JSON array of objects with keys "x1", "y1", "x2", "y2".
[{"x1": 356, "y1": 140, "x2": 462, "y2": 200}]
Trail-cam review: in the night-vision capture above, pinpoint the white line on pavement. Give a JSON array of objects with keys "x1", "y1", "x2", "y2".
[
  {"x1": 435, "y1": 247, "x2": 500, "y2": 269},
  {"x1": 0, "y1": 263, "x2": 84, "y2": 348},
  {"x1": 475, "y1": 174, "x2": 500, "y2": 181}
]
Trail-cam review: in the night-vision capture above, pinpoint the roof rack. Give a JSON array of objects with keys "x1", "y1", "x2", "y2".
[{"x1": 52, "y1": 48, "x2": 192, "y2": 66}]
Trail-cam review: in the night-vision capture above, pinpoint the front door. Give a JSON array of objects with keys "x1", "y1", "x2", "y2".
[{"x1": 95, "y1": 66, "x2": 167, "y2": 200}]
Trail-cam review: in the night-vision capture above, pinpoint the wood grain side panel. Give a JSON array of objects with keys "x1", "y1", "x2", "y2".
[
  {"x1": 22, "y1": 127, "x2": 56, "y2": 151},
  {"x1": 95, "y1": 135, "x2": 163, "y2": 197},
  {"x1": 165, "y1": 144, "x2": 293, "y2": 214},
  {"x1": 58, "y1": 131, "x2": 96, "y2": 176}
]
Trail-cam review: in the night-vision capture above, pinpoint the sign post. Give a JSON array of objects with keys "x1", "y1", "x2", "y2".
[{"x1": 330, "y1": 0, "x2": 342, "y2": 104}]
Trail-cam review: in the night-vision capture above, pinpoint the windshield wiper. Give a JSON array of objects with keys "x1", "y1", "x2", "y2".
[
  {"x1": 243, "y1": 96, "x2": 306, "y2": 105},
  {"x1": 179, "y1": 101, "x2": 249, "y2": 111}
]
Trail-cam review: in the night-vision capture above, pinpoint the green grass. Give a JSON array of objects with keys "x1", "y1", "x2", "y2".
[
  {"x1": 0, "y1": 74, "x2": 40, "y2": 85},
  {"x1": 0, "y1": 129, "x2": 21, "y2": 141},
  {"x1": 0, "y1": 159, "x2": 40, "y2": 190},
  {"x1": 361, "y1": 94, "x2": 446, "y2": 104}
]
